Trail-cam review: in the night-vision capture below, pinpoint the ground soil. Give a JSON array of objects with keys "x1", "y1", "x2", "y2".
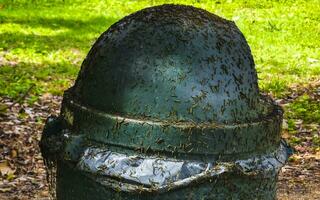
[{"x1": 0, "y1": 94, "x2": 319, "y2": 200}]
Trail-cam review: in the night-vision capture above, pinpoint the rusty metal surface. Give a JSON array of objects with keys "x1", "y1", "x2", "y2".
[{"x1": 40, "y1": 4, "x2": 291, "y2": 200}]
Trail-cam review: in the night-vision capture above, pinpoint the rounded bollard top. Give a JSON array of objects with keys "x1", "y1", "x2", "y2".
[
  {"x1": 70, "y1": 4, "x2": 273, "y2": 124},
  {"x1": 40, "y1": 6, "x2": 290, "y2": 196}
]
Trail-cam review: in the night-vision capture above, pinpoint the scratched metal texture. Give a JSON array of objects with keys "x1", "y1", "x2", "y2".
[
  {"x1": 40, "y1": 4, "x2": 291, "y2": 200},
  {"x1": 56, "y1": 160, "x2": 278, "y2": 200},
  {"x1": 71, "y1": 4, "x2": 270, "y2": 124}
]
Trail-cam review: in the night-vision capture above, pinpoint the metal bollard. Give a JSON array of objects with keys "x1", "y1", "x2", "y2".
[{"x1": 40, "y1": 4, "x2": 291, "y2": 200}]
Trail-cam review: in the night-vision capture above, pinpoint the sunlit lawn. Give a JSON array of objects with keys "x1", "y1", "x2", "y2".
[{"x1": 0, "y1": 0, "x2": 319, "y2": 131}]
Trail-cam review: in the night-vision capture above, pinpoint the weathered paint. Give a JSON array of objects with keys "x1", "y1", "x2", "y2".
[{"x1": 40, "y1": 4, "x2": 291, "y2": 200}]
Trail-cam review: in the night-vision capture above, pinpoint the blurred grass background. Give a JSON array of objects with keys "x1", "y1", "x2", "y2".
[{"x1": 0, "y1": 0, "x2": 319, "y2": 146}]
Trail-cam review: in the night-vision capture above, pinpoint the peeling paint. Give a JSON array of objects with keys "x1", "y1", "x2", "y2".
[{"x1": 40, "y1": 4, "x2": 291, "y2": 200}]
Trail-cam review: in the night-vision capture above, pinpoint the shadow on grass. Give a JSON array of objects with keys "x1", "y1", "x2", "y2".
[
  {"x1": 0, "y1": 61, "x2": 79, "y2": 98},
  {"x1": 0, "y1": 16, "x2": 119, "y2": 51},
  {"x1": 0, "y1": 14, "x2": 121, "y2": 99},
  {"x1": 1, "y1": 15, "x2": 119, "y2": 31}
]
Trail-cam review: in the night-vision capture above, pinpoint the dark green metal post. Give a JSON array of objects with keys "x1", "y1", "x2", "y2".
[{"x1": 40, "y1": 4, "x2": 291, "y2": 200}]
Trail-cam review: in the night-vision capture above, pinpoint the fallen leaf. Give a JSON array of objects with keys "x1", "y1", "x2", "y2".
[
  {"x1": 11, "y1": 150, "x2": 18, "y2": 158},
  {"x1": 282, "y1": 131, "x2": 290, "y2": 139},
  {"x1": 6, "y1": 173, "x2": 15, "y2": 181},
  {"x1": 0, "y1": 187, "x2": 12, "y2": 192},
  {"x1": 0, "y1": 161, "x2": 15, "y2": 176}
]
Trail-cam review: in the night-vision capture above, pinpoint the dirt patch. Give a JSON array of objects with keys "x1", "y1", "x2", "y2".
[
  {"x1": 0, "y1": 95, "x2": 60, "y2": 200},
  {"x1": 0, "y1": 95, "x2": 319, "y2": 199}
]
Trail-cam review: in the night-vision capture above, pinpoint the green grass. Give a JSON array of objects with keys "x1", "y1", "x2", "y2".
[
  {"x1": 0, "y1": 0, "x2": 319, "y2": 116},
  {"x1": 285, "y1": 94, "x2": 320, "y2": 150},
  {"x1": 286, "y1": 94, "x2": 320, "y2": 124}
]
